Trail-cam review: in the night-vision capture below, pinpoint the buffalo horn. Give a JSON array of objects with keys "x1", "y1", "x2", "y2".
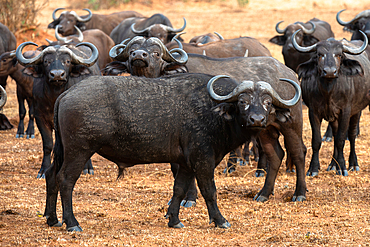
[
  {"x1": 171, "y1": 32, "x2": 185, "y2": 49},
  {"x1": 56, "y1": 25, "x2": 83, "y2": 43},
  {"x1": 297, "y1": 21, "x2": 316, "y2": 35},
  {"x1": 0, "y1": 85, "x2": 7, "y2": 109},
  {"x1": 70, "y1": 42, "x2": 99, "y2": 67},
  {"x1": 214, "y1": 32, "x2": 224, "y2": 40},
  {"x1": 71, "y1": 8, "x2": 92, "y2": 23},
  {"x1": 207, "y1": 75, "x2": 251, "y2": 102},
  {"x1": 336, "y1": 9, "x2": 370, "y2": 26},
  {"x1": 257, "y1": 79, "x2": 301, "y2": 108},
  {"x1": 275, "y1": 21, "x2": 286, "y2": 34},
  {"x1": 131, "y1": 23, "x2": 148, "y2": 35},
  {"x1": 166, "y1": 18, "x2": 187, "y2": 33},
  {"x1": 342, "y1": 30, "x2": 368, "y2": 55},
  {"x1": 292, "y1": 29, "x2": 317, "y2": 53},
  {"x1": 149, "y1": 37, "x2": 188, "y2": 64},
  {"x1": 16, "y1": 42, "x2": 45, "y2": 66},
  {"x1": 52, "y1": 7, "x2": 65, "y2": 20}
]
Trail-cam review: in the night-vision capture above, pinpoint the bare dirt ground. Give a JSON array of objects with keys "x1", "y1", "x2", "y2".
[{"x1": 2, "y1": 0, "x2": 370, "y2": 246}]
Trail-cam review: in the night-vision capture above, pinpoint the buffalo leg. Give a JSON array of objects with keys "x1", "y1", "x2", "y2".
[
  {"x1": 322, "y1": 123, "x2": 333, "y2": 142},
  {"x1": 327, "y1": 121, "x2": 339, "y2": 171},
  {"x1": 195, "y1": 161, "x2": 230, "y2": 228},
  {"x1": 169, "y1": 163, "x2": 197, "y2": 207},
  {"x1": 35, "y1": 116, "x2": 53, "y2": 179},
  {"x1": 24, "y1": 96, "x2": 35, "y2": 139},
  {"x1": 254, "y1": 128, "x2": 284, "y2": 202},
  {"x1": 307, "y1": 109, "x2": 322, "y2": 176},
  {"x1": 16, "y1": 85, "x2": 26, "y2": 138},
  {"x1": 82, "y1": 159, "x2": 94, "y2": 175},
  {"x1": 166, "y1": 165, "x2": 194, "y2": 228},
  {"x1": 255, "y1": 142, "x2": 267, "y2": 177},
  {"x1": 44, "y1": 162, "x2": 62, "y2": 228},
  {"x1": 348, "y1": 113, "x2": 360, "y2": 172}
]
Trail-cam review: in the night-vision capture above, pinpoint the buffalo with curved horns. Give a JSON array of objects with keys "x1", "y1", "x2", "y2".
[
  {"x1": 16, "y1": 41, "x2": 100, "y2": 178},
  {"x1": 103, "y1": 36, "x2": 188, "y2": 77},
  {"x1": 293, "y1": 30, "x2": 370, "y2": 176},
  {"x1": 44, "y1": 70, "x2": 302, "y2": 231},
  {"x1": 269, "y1": 18, "x2": 334, "y2": 72},
  {"x1": 337, "y1": 9, "x2": 370, "y2": 41},
  {"x1": 48, "y1": 8, "x2": 143, "y2": 36},
  {"x1": 110, "y1": 13, "x2": 186, "y2": 45}
]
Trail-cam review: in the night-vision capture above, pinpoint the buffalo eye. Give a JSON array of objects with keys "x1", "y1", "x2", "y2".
[
  {"x1": 262, "y1": 95, "x2": 272, "y2": 111},
  {"x1": 153, "y1": 52, "x2": 160, "y2": 57},
  {"x1": 239, "y1": 95, "x2": 251, "y2": 110}
]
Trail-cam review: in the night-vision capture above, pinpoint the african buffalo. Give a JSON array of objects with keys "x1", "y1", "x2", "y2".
[
  {"x1": 293, "y1": 30, "x2": 370, "y2": 176},
  {"x1": 166, "y1": 35, "x2": 271, "y2": 58},
  {"x1": 189, "y1": 32, "x2": 224, "y2": 45},
  {"x1": 47, "y1": 8, "x2": 143, "y2": 36},
  {"x1": 16, "y1": 41, "x2": 100, "y2": 178},
  {"x1": 0, "y1": 50, "x2": 40, "y2": 138},
  {"x1": 269, "y1": 18, "x2": 334, "y2": 72},
  {"x1": 337, "y1": 9, "x2": 370, "y2": 41},
  {"x1": 52, "y1": 25, "x2": 115, "y2": 70},
  {"x1": 0, "y1": 22, "x2": 17, "y2": 130},
  {"x1": 110, "y1": 13, "x2": 186, "y2": 44},
  {"x1": 44, "y1": 70, "x2": 303, "y2": 231},
  {"x1": 102, "y1": 36, "x2": 188, "y2": 77}
]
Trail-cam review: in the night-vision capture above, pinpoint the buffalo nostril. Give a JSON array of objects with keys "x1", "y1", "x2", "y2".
[
  {"x1": 50, "y1": 70, "x2": 66, "y2": 80},
  {"x1": 249, "y1": 114, "x2": 265, "y2": 126}
]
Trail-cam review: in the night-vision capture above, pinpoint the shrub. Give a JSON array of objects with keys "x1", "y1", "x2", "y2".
[{"x1": 0, "y1": 0, "x2": 48, "y2": 33}]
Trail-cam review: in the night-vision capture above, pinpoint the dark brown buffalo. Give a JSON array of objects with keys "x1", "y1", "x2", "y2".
[
  {"x1": 47, "y1": 8, "x2": 143, "y2": 36},
  {"x1": 0, "y1": 50, "x2": 40, "y2": 138},
  {"x1": 102, "y1": 36, "x2": 188, "y2": 78},
  {"x1": 189, "y1": 32, "x2": 224, "y2": 45},
  {"x1": 110, "y1": 13, "x2": 186, "y2": 45},
  {"x1": 166, "y1": 35, "x2": 271, "y2": 58},
  {"x1": 44, "y1": 69, "x2": 302, "y2": 231},
  {"x1": 269, "y1": 18, "x2": 334, "y2": 72},
  {"x1": 0, "y1": 22, "x2": 17, "y2": 130},
  {"x1": 16, "y1": 41, "x2": 100, "y2": 178},
  {"x1": 52, "y1": 25, "x2": 115, "y2": 70},
  {"x1": 337, "y1": 9, "x2": 370, "y2": 41},
  {"x1": 293, "y1": 30, "x2": 370, "y2": 176}
]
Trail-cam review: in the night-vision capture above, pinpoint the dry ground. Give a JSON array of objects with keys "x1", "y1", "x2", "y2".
[{"x1": 1, "y1": 0, "x2": 370, "y2": 246}]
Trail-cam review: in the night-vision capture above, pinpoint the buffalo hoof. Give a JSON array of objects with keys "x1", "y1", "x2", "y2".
[
  {"x1": 336, "y1": 170, "x2": 348, "y2": 176},
  {"x1": 286, "y1": 168, "x2": 296, "y2": 173},
  {"x1": 26, "y1": 134, "x2": 35, "y2": 139},
  {"x1": 169, "y1": 222, "x2": 184, "y2": 228},
  {"x1": 292, "y1": 195, "x2": 306, "y2": 202},
  {"x1": 255, "y1": 170, "x2": 265, "y2": 177},
  {"x1": 180, "y1": 200, "x2": 196, "y2": 208},
  {"x1": 253, "y1": 194, "x2": 268, "y2": 202},
  {"x1": 322, "y1": 136, "x2": 332, "y2": 142},
  {"x1": 36, "y1": 173, "x2": 45, "y2": 179},
  {"x1": 217, "y1": 221, "x2": 231, "y2": 228},
  {"x1": 51, "y1": 221, "x2": 63, "y2": 227},
  {"x1": 223, "y1": 166, "x2": 235, "y2": 174},
  {"x1": 326, "y1": 165, "x2": 336, "y2": 171},
  {"x1": 306, "y1": 171, "x2": 319, "y2": 177},
  {"x1": 83, "y1": 169, "x2": 94, "y2": 175},
  {"x1": 15, "y1": 133, "x2": 24, "y2": 138},
  {"x1": 237, "y1": 158, "x2": 247, "y2": 166},
  {"x1": 67, "y1": 225, "x2": 83, "y2": 232},
  {"x1": 349, "y1": 166, "x2": 360, "y2": 172}
]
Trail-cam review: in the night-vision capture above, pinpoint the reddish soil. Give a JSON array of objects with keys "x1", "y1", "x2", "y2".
[{"x1": 1, "y1": 0, "x2": 370, "y2": 246}]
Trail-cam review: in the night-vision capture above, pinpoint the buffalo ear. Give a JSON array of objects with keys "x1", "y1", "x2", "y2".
[
  {"x1": 102, "y1": 61, "x2": 128, "y2": 75},
  {"x1": 269, "y1": 35, "x2": 286, "y2": 46},
  {"x1": 22, "y1": 66, "x2": 43, "y2": 78},
  {"x1": 47, "y1": 20, "x2": 59, "y2": 29},
  {"x1": 70, "y1": 65, "x2": 91, "y2": 77},
  {"x1": 163, "y1": 63, "x2": 188, "y2": 75},
  {"x1": 341, "y1": 58, "x2": 364, "y2": 76},
  {"x1": 297, "y1": 58, "x2": 317, "y2": 80},
  {"x1": 303, "y1": 35, "x2": 319, "y2": 46},
  {"x1": 275, "y1": 108, "x2": 292, "y2": 123},
  {"x1": 212, "y1": 102, "x2": 236, "y2": 120}
]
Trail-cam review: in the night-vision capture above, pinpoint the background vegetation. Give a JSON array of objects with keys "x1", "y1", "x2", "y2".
[{"x1": 0, "y1": 0, "x2": 48, "y2": 33}]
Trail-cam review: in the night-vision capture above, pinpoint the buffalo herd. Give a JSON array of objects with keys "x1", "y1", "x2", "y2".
[{"x1": 1, "y1": 7, "x2": 370, "y2": 232}]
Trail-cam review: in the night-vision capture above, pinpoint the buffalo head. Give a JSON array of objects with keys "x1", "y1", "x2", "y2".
[
  {"x1": 0, "y1": 85, "x2": 7, "y2": 109},
  {"x1": 103, "y1": 36, "x2": 188, "y2": 77},
  {"x1": 293, "y1": 29, "x2": 368, "y2": 79},
  {"x1": 208, "y1": 75, "x2": 301, "y2": 127},
  {"x1": 131, "y1": 17, "x2": 186, "y2": 44},
  {"x1": 189, "y1": 32, "x2": 224, "y2": 46},
  {"x1": 47, "y1": 8, "x2": 93, "y2": 36},
  {"x1": 16, "y1": 41, "x2": 98, "y2": 87},
  {"x1": 337, "y1": 9, "x2": 370, "y2": 41}
]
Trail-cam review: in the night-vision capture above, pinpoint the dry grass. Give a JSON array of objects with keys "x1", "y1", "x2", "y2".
[{"x1": 2, "y1": 0, "x2": 370, "y2": 246}]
